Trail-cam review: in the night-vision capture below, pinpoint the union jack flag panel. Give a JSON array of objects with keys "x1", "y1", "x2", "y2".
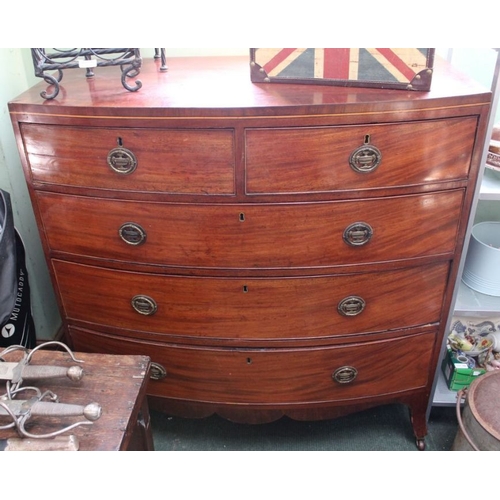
[{"x1": 250, "y1": 48, "x2": 435, "y2": 91}]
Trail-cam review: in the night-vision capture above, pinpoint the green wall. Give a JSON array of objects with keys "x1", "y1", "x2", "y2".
[{"x1": 0, "y1": 48, "x2": 60, "y2": 340}]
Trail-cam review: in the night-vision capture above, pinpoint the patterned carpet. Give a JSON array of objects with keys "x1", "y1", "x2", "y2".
[{"x1": 150, "y1": 404, "x2": 458, "y2": 451}]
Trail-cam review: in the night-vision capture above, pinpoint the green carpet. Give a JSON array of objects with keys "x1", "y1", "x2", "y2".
[{"x1": 150, "y1": 404, "x2": 458, "y2": 451}]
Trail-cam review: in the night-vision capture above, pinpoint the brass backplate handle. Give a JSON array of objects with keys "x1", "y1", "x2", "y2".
[
  {"x1": 150, "y1": 362, "x2": 167, "y2": 381},
  {"x1": 131, "y1": 295, "x2": 158, "y2": 316},
  {"x1": 343, "y1": 222, "x2": 373, "y2": 246},
  {"x1": 332, "y1": 366, "x2": 358, "y2": 384},
  {"x1": 107, "y1": 147, "x2": 137, "y2": 175},
  {"x1": 349, "y1": 145, "x2": 382, "y2": 173},
  {"x1": 119, "y1": 222, "x2": 147, "y2": 246},
  {"x1": 338, "y1": 296, "x2": 366, "y2": 317}
]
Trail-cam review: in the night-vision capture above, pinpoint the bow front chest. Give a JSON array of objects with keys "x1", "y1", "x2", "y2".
[{"x1": 9, "y1": 55, "x2": 491, "y2": 449}]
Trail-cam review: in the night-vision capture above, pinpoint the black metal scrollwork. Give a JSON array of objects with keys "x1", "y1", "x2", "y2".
[{"x1": 30, "y1": 48, "x2": 166, "y2": 100}]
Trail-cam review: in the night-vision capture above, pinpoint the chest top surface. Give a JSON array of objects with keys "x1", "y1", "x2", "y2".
[{"x1": 8, "y1": 55, "x2": 491, "y2": 120}]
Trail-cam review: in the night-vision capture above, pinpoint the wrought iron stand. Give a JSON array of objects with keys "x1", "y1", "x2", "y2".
[{"x1": 31, "y1": 48, "x2": 167, "y2": 100}]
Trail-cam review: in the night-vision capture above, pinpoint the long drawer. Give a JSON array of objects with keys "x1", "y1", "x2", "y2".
[
  {"x1": 68, "y1": 326, "x2": 435, "y2": 404},
  {"x1": 54, "y1": 260, "x2": 449, "y2": 340},
  {"x1": 20, "y1": 124, "x2": 235, "y2": 195},
  {"x1": 245, "y1": 117, "x2": 477, "y2": 193},
  {"x1": 37, "y1": 190, "x2": 463, "y2": 269}
]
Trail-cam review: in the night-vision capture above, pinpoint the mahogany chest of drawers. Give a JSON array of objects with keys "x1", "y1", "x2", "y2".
[{"x1": 9, "y1": 55, "x2": 491, "y2": 449}]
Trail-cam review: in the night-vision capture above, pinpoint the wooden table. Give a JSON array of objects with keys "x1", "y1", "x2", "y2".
[{"x1": 0, "y1": 349, "x2": 154, "y2": 451}]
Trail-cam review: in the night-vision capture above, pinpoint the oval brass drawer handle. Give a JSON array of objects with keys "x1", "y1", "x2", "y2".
[
  {"x1": 332, "y1": 366, "x2": 358, "y2": 384},
  {"x1": 343, "y1": 222, "x2": 373, "y2": 246},
  {"x1": 107, "y1": 147, "x2": 137, "y2": 175},
  {"x1": 349, "y1": 144, "x2": 382, "y2": 173},
  {"x1": 131, "y1": 295, "x2": 158, "y2": 316},
  {"x1": 150, "y1": 362, "x2": 167, "y2": 380},
  {"x1": 119, "y1": 222, "x2": 147, "y2": 246},
  {"x1": 338, "y1": 296, "x2": 366, "y2": 317}
]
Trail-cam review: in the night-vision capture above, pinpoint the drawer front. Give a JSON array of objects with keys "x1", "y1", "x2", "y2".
[
  {"x1": 69, "y1": 327, "x2": 435, "y2": 404},
  {"x1": 21, "y1": 124, "x2": 235, "y2": 195},
  {"x1": 54, "y1": 260, "x2": 449, "y2": 339},
  {"x1": 38, "y1": 190, "x2": 463, "y2": 269},
  {"x1": 245, "y1": 117, "x2": 477, "y2": 193}
]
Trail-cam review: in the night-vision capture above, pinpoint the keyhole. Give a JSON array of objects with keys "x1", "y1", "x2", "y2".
[
  {"x1": 364, "y1": 134, "x2": 370, "y2": 144},
  {"x1": 243, "y1": 285, "x2": 249, "y2": 293},
  {"x1": 246, "y1": 358, "x2": 252, "y2": 364},
  {"x1": 239, "y1": 213, "x2": 245, "y2": 222},
  {"x1": 117, "y1": 137, "x2": 123, "y2": 146}
]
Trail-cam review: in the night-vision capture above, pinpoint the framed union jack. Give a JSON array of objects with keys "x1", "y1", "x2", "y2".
[{"x1": 250, "y1": 48, "x2": 435, "y2": 91}]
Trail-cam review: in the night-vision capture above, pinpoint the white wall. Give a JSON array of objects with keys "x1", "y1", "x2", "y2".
[{"x1": 438, "y1": 48, "x2": 500, "y2": 122}]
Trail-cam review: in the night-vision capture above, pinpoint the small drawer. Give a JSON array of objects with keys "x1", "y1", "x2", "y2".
[
  {"x1": 245, "y1": 117, "x2": 477, "y2": 194},
  {"x1": 21, "y1": 124, "x2": 235, "y2": 195},
  {"x1": 37, "y1": 190, "x2": 463, "y2": 269},
  {"x1": 68, "y1": 326, "x2": 435, "y2": 404},
  {"x1": 54, "y1": 260, "x2": 449, "y2": 340}
]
